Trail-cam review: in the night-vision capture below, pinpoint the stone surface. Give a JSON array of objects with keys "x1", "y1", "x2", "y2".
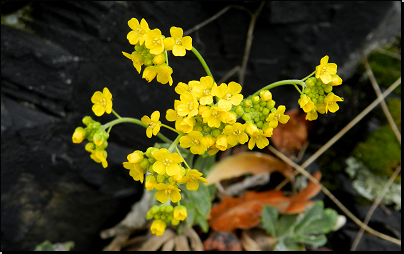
[{"x1": 1, "y1": 1, "x2": 401, "y2": 251}]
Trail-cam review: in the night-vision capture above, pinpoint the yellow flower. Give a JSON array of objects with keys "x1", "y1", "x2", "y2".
[
  {"x1": 150, "y1": 219, "x2": 166, "y2": 236},
  {"x1": 91, "y1": 87, "x2": 113, "y2": 117},
  {"x1": 173, "y1": 206, "x2": 187, "y2": 221},
  {"x1": 90, "y1": 149, "x2": 108, "y2": 168},
  {"x1": 201, "y1": 106, "x2": 228, "y2": 128},
  {"x1": 330, "y1": 74, "x2": 343, "y2": 86},
  {"x1": 145, "y1": 28, "x2": 165, "y2": 55},
  {"x1": 141, "y1": 111, "x2": 161, "y2": 138},
  {"x1": 155, "y1": 64, "x2": 173, "y2": 86},
  {"x1": 223, "y1": 123, "x2": 248, "y2": 146},
  {"x1": 152, "y1": 148, "x2": 184, "y2": 176},
  {"x1": 145, "y1": 175, "x2": 157, "y2": 190},
  {"x1": 179, "y1": 169, "x2": 208, "y2": 191},
  {"x1": 215, "y1": 134, "x2": 228, "y2": 151},
  {"x1": 177, "y1": 92, "x2": 199, "y2": 117},
  {"x1": 142, "y1": 66, "x2": 158, "y2": 82},
  {"x1": 323, "y1": 92, "x2": 343, "y2": 113},
  {"x1": 212, "y1": 82, "x2": 243, "y2": 111},
  {"x1": 248, "y1": 130, "x2": 269, "y2": 150},
  {"x1": 299, "y1": 96, "x2": 315, "y2": 113},
  {"x1": 315, "y1": 55, "x2": 337, "y2": 84},
  {"x1": 72, "y1": 127, "x2": 86, "y2": 143},
  {"x1": 176, "y1": 116, "x2": 195, "y2": 133},
  {"x1": 122, "y1": 51, "x2": 144, "y2": 73},
  {"x1": 123, "y1": 151, "x2": 145, "y2": 183},
  {"x1": 154, "y1": 183, "x2": 182, "y2": 203},
  {"x1": 179, "y1": 131, "x2": 208, "y2": 155},
  {"x1": 127, "y1": 18, "x2": 150, "y2": 45},
  {"x1": 306, "y1": 109, "x2": 318, "y2": 121},
  {"x1": 265, "y1": 105, "x2": 290, "y2": 128},
  {"x1": 191, "y1": 76, "x2": 216, "y2": 105},
  {"x1": 175, "y1": 81, "x2": 199, "y2": 95},
  {"x1": 163, "y1": 27, "x2": 192, "y2": 56}
]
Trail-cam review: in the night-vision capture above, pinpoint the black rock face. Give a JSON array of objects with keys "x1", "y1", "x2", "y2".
[{"x1": 1, "y1": 1, "x2": 400, "y2": 251}]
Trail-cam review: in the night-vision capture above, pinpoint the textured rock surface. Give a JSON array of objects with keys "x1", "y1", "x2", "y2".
[{"x1": 1, "y1": 1, "x2": 401, "y2": 251}]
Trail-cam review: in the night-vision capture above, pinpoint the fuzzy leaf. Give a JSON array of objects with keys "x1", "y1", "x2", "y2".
[
  {"x1": 184, "y1": 182, "x2": 211, "y2": 217},
  {"x1": 293, "y1": 201, "x2": 324, "y2": 235},
  {"x1": 262, "y1": 205, "x2": 279, "y2": 237},
  {"x1": 194, "y1": 212, "x2": 209, "y2": 233}
]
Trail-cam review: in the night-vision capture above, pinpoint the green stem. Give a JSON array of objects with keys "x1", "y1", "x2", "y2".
[
  {"x1": 301, "y1": 70, "x2": 316, "y2": 82},
  {"x1": 191, "y1": 46, "x2": 214, "y2": 82},
  {"x1": 168, "y1": 133, "x2": 183, "y2": 153},
  {"x1": 161, "y1": 123, "x2": 181, "y2": 135},
  {"x1": 176, "y1": 146, "x2": 192, "y2": 170},
  {"x1": 165, "y1": 50, "x2": 169, "y2": 66},
  {"x1": 112, "y1": 109, "x2": 121, "y2": 119},
  {"x1": 251, "y1": 79, "x2": 306, "y2": 97},
  {"x1": 101, "y1": 117, "x2": 172, "y2": 144}
]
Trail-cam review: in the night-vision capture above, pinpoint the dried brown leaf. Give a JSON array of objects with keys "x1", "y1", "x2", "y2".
[{"x1": 206, "y1": 152, "x2": 293, "y2": 185}]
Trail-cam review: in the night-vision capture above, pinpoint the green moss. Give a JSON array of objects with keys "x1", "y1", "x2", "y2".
[
  {"x1": 352, "y1": 125, "x2": 401, "y2": 181},
  {"x1": 1, "y1": 3, "x2": 35, "y2": 34}
]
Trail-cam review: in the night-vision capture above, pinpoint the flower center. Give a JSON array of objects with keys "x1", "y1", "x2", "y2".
[
  {"x1": 234, "y1": 129, "x2": 241, "y2": 136},
  {"x1": 175, "y1": 38, "x2": 182, "y2": 45},
  {"x1": 150, "y1": 122, "x2": 156, "y2": 128},
  {"x1": 162, "y1": 158, "x2": 172, "y2": 166},
  {"x1": 101, "y1": 98, "x2": 107, "y2": 107},
  {"x1": 224, "y1": 93, "x2": 232, "y2": 100},
  {"x1": 187, "y1": 102, "x2": 194, "y2": 110},
  {"x1": 192, "y1": 139, "x2": 200, "y2": 146},
  {"x1": 153, "y1": 38, "x2": 160, "y2": 45},
  {"x1": 203, "y1": 89, "x2": 211, "y2": 96}
]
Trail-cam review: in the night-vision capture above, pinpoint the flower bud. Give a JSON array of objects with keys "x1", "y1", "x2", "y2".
[
  {"x1": 259, "y1": 90, "x2": 272, "y2": 101},
  {"x1": 72, "y1": 127, "x2": 86, "y2": 144},
  {"x1": 82, "y1": 116, "x2": 93, "y2": 126},
  {"x1": 173, "y1": 205, "x2": 187, "y2": 221}
]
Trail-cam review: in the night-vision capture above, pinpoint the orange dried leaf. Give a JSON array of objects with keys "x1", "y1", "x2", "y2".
[
  {"x1": 205, "y1": 152, "x2": 293, "y2": 185},
  {"x1": 271, "y1": 109, "x2": 308, "y2": 155}
]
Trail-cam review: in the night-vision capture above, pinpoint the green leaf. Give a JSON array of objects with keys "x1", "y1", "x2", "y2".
[
  {"x1": 277, "y1": 214, "x2": 299, "y2": 237},
  {"x1": 301, "y1": 208, "x2": 338, "y2": 235},
  {"x1": 193, "y1": 154, "x2": 216, "y2": 176},
  {"x1": 261, "y1": 205, "x2": 279, "y2": 237},
  {"x1": 194, "y1": 212, "x2": 209, "y2": 233},
  {"x1": 286, "y1": 234, "x2": 327, "y2": 247},
  {"x1": 184, "y1": 182, "x2": 211, "y2": 217},
  {"x1": 293, "y1": 201, "x2": 324, "y2": 235},
  {"x1": 274, "y1": 239, "x2": 304, "y2": 251},
  {"x1": 34, "y1": 240, "x2": 55, "y2": 251},
  {"x1": 183, "y1": 202, "x2": 196, "y2": 228}
]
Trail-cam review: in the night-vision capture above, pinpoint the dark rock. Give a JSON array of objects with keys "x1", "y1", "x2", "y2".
[{"x1": 1, "y1": 1, "x2": 401, "y2": 251}]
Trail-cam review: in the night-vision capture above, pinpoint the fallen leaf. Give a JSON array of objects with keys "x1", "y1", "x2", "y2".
[
  {"x1": 271, "y1": 109, "x2": 309, "y2": 155},
  {"x1": 206, "y1": 152, "x2": 294, "y2": 185},
  {"x1": 203, "y1": 231, "x2": 243, "y2": 251},
  {"x1": 208, "y1": 172, "x2": 323, "y2": 231}
]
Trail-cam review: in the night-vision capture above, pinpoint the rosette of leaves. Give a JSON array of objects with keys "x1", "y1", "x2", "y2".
[{"x1": 261, "y1": 201, "x2": 338, "y2": 251}]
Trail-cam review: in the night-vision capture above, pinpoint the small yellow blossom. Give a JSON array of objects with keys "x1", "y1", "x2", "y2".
[
  {"x1": 179, "y1": 169, "x2": 208, "y2": 191},
  {"x1": 315, "y1": 55, "x2": 337, "y2": 84},
  {"x1": 176, "y1": 116, "x2": 195, "y2": 133},
  {"x1": 248, "y1": 130, "x2": 269, "y2": 150},
  {"x1": 330, "y1": 74, "x2": 343, "y2": 86},
  {"x1": 154, "y1": 183, "x2": 182, "y2": 203},
  {"x1": 215, "y1": 134, "x2": 228, "y2": 151},
  {"x1": 223, "y1": 123, "x2": 248, "y2": 146},
  {"x1": 163, "y1": 27, "x2": 192, "y2": 56},
  {"x1": 322, "y1": 92, "x2": 343, "y2": 113},
  {"x1": 152, "y1": 148, "x2": 184, "y2": 176},
  {"x1": 127, "y1": 18, "x2": 150, "y2": 45},
  {"x1": 266, "y1": 105, "x2": 290, "y2": 128},
  {"x1": 191, "y1": 76, "x2": 216, "y2": 105},
  {"x1": 142, "y1": 66, "x2": 158, "y2": 82},
  {"x1": 201, "y1": 106, "x2": 228, "y2": 128},
  {"x1": 175, "y1": 81, "x2": 198, "y2": 95},
  {"x1": 90, "y1": 149, "x2": 108, "y2": 168},
  {"x1": 179, "y1": 131, "x2": 208, "y2": 155},
  {"x1": 150, "y1": 219, "x2": 166, "y2": 236},
  {"x1": 72, "y1": 127, "x2": 86, "y2": 144},
  {"x1": 145, "y1": 175, "x2": 157, "y2": 190},
  {"x1": 306, "y1": 109, "x2": 318, "y2": 121},
  {"x1": 177, "y1": 92, "x2": 199, "y2": 117},
  {"x1": 122, "y1": 51, "x2": 144, "y2": 73},
  {"x1": 141, "y1": 111, "x2": 161, "y2": 138},
  {"x1": 173, "y1": 206, "x2": 187, "y2": 221},
  {"x1": 212, "y1": 82, "x2": 243, "y2": 111},
  {"x1": 145, "y1": 29, "x2": 165, "y2": 55},
  {"x1": 299, "y1": 96, "x2": 315, "y2": 113},
  {"x1": 91, "y1": 87, "x2": 113, "y2": 117},
  {"x1": 155, "y1": 64, "x2": 173, "y2": 86}
]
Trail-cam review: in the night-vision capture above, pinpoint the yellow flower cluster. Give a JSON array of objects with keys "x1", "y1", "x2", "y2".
[
  {"x1": 146, "y1": 205, "x2": 188, "y2": 235},
  {"x1": 122, "y1": 18, "x2": 192, "y2": 86},
  {"x1": 299, "y1": 56, "x2": 344, "y2": 120},
  {"x1": 72, "y1": 116, "x2": 109, "y2": 168}
]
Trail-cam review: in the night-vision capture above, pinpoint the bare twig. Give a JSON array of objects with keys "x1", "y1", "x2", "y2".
[
  {"x1": 268, "y1": 145, "x2": 401, "y2": 246},
  {"x1": 183, "y1": 5, "x2": 253, "y2": 36},
  {"x1": 362, "y1": 51, "x2": 401, "y2": 145},
  {"x1": 373, "y1": 48, "x2": 401, "y2": 61},
  {"x1": 239, "y1": 1, "x2": 266, "y2": 87},
  {"x1": 350, "y1": 165, "x2": 401, "y2": 250}
]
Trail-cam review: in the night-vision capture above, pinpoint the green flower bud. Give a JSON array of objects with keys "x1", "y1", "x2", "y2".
[
  {"x1": 82, "y1": 116, "x2": 93, "y2": 126},
  {"x1": 135, "y1": 45, "x2": 144, "y2": 52},
  {"x1": 244, "y1": 107, "x2": 251, "y2": 113},
  {"x1": 211, "y1": 128, "x2": 221, "y2": 138},
  {"x1": 140, "y1": 158, "x2": 150, "y2": 169},
  {"x1": 100, "y1": 140, "x2": 108, "y2": 150},
  {"x1": 317, "y1": 95, "x2": 324, "y2": 104},
  {"x1": 324, "y1": 85, "x2": 333, "y2": 93},
  {"x1": 306, "y1": 77, "x2": 316, "y2": 88},
  {"x1": 144, "y1": 58, "x2": 153, "y2": 66},
  {"x1": 266, "y1": 100, "x2": 275, "y2": 109},
  {"x1": 156, "y1": 174, "x2": 166, "y2": 183},
  {"x1": 235, "y1": 105, "x2": 244, "y2": 116},
  {"x1": 150, "y1": 205, "x2": 160, "y2": 214},
  {"x1": 85, "y1": 142, "x2": 95, "y2": 152},
  {"x1": 171, "y1": 218, "x2": 180, "y2": 226},
  {"x1": 256, "y1": 121, "x2": 263, "y2": 128},
  {"x1": 262, "y1": 108, "x2": 270, "y2": 116},
  {"x1": 252, "y1": 95, "x2": 260, "y2": 105},
  {"x1": 165, "y1": 205, "x2": 174, "y2": 213},
  {"x1": 243, "y1": 98, "x2": 253, "y2": 108},
  {"x1": 146, "y1": 210, "x2": 154, "y2": 219},
  {"x1": 242, "y1": 113, "x2": 251, "y2": 121}
]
